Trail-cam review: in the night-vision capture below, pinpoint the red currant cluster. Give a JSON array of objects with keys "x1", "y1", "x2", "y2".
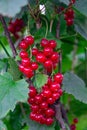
[
  {"x1": 19, "y1": 35, "x2": 38, "y2": 78},
  {"x1": 28, "y1": 73, "x2": 63, "y2": 125},
  {"x1": 8, "y1": 19, "x2": 24, "y2": 39},
  {"x1": 18, "y1": 36, "x2": 63, "y2": 125},
  {"x1": 33, "y1": 38, "x2": 59, "y2": 74},
  {"x1": 70, "y1": 118, "x2": 78, "y2": 130},
  {"x1": 64, "y1": 0, "x2": 75, "y2": 26}
]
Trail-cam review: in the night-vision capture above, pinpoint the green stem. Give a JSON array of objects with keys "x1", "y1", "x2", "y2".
[
  {"x1": 0, "y1": 41, "x2": 10, "y2": 57},
  {"x1": 41, "y1": 17, "x2": 48, "y2": 38}
]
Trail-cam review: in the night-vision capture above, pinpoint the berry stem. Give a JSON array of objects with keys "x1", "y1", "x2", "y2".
[
  {"x1": 58, "y1": 50, "x2": 62, "y2": 73},
  {"x1": 56, "y1": 18, "x2": 60, "y2": 39},
  {"x1": 0, "y1": 41, "x2": 10, "y2": 57},
  {"x1": 41, "y1": 17, "x2": 48, "y2": 38},
  {"x1": 0, "y1": 15, "x2": 17, "y2": 58}
]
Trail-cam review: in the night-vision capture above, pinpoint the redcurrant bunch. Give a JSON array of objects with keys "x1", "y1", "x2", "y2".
[
  {"x1": 8, "y1": 19, "x2": 24, "y2": 39},
  {"x1": 70, "y1": 118, "x2": 78, "y2": 130},
  {"x1": 19, "y1": 35, "x2": 38, "y2": 78},
  {"x1": 28, "y1": 73, "x2": 63, "y2": 125},
  {"x1": 64, "y1": 0, "x2": 76, "y2": 26}
]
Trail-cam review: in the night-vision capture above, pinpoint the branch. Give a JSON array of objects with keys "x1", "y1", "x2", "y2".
[
  {"x1": 0, "y1": 15, "x2": 17, "y2": 58},
  {"x1": 56, "y1": 18, "x2": 60, "y2": 39},
  {"x1": 58, "y1": 50, "x2": 62, "y2": 73}
]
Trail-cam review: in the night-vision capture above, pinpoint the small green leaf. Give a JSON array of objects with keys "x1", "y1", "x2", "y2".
[
  {"x1": 0, "y1": 72, "x2": 28, "y2": 119},
  {"x1": 0, "y1": 0, "x2": 28, "y2": 17},
  {"x1": 34, "y1": 73, "x2": 48, "y2": 89},
  {"x1": 62, "y1": 72, "x2": 87, "y2": 104},
  {"x1": 8, "y1": 58, "x2": 21, "y2": 81},
  {"x1": 0, "y1": 120, "x2": 7, "y2": 130}
]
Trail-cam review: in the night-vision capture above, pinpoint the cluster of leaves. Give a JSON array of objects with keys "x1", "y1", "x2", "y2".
[{"x1": 0, "y1": 0, "x2": 87, "y2": 130}]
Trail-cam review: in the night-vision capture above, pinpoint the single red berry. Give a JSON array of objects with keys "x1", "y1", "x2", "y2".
[
  {"x1": 40, "y1": 116, "x2": 46, "y2": 124},
  {"x1": 52, "y1": 92, "x2": 60, "y2": 100},
  {"x1": 35, "y1": 95, "x2": 42, "y2": 104},
  {"x1": 43, "y1": 89, "x2": 52, "y2": 98},
  {"x1": 54, "y1": 73, "x2": 63, "y2": 84},
  {"x1": 40, "y1": 102, "x2": 48, "y2": 109},
  {"x1": 67, "y1": 9, "x2": 74, "y2": 17},
  {"x1": 73, "y1": 118, "x2": 78, "y2": 124},
  {"x1": 28, "y1": 98, "x2": 35, "y2": 104},
  {"x1": 58, "y1": 89, "x2": 63, "y2": 96},
  {"x1": 36, "y1": 53, "x2": 46, "y2": 63},
  {"x1": 49, "y1": 40, "x2": 57, "y2": 49},
  {"x1": 51, "y1": 52, "x2": 59, "y2": 62},
  {"x1": 19, "y1": 51, "x2": 28, "y2": 58},
  {"x1": 44, "y1": 60, "x2": 53, "y2": 69},
  {"x1": 8, "y1": 24, "x2": 15, "y2": 33},
  {"x1": 19, "y1": 40, "x2": 29, "y2": 50},
  {"x1": 24, "y1": 35, "x2": 34, "y2": 45},
  {"x1": 43, "y1": 47, "x2": 53, "y2": 57},
  {"x1": 31, "y1": 105, "x2": 39, "y2": 112},
  {"x1": 19, "y1": 64, "x2": 24, "y2": 72},
  {"x1": 70, "y1": 124, "x2": 76, "y2": 130},
  {"x1": 23, "y1": 67, "x2": 34, "y2": 78},
  {"x1": 50, "y1": 82, "x2": 60, "y2": 92},
  {"x1": 66, "y1": 19, "x2": 73, "y2": 26},
  {"x1": 35, "y1": 114, "x2": 43, "y2": 122},
  {"x1": 46, "y1": 118, "x2": 54, "y2": 125},
  {"x1": 30, "y1": 112, "x2": 36, "y2": 120},
  {"x1": 21, "y1": 58, "x2": 31, "y2": 67},
  {"x1": 31, "y1": 62, "x2": 38, "y2": 70},
  {"x1": 41, "y1": 38, "x2": 49, "y2": 47},
  {"x1": 45, "y1": 108, "x2": 55, "y2": 117},
  {"x1": 29, "y1": 86, "x2": 37, "y2": 97},
  {"x1": 47, "y1": 97, "x2": 55, "y2": 104},
  {"x1": 47, "y1": 77, "x2": 52, "y2": 86},
  {"x1": 42, "y1": 84, "x2": 49, "y2": 90},
  {"x1": 32, "y1": 48, "x2": 38, "y2": 56}
]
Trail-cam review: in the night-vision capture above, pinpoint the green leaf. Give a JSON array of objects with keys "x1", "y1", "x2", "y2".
[
  {"x1": 0, "y1": 60, "x2": 6, "y2": 70},
  {"x1": 59, "y1": 0, "x2": 69, "y2": 5},
  {"x1": 8, "y1": 58, "x2": 21, "y2": 81},
  {"x1": 75, "y1": 0, "x2": 87, "y2": 17},
  {"x1": 0, "y1": 120, "x2": 7, "y2": 130},
  {"x1": 0, "y1": 0, "x2": 28, "y2": 17},
  {"x1": 34, "y1": 73, "x2": 48, "y2": 89},
  {"x1": 0, "y1": 72, "x2": 28, "y2": 119},
  {"x1": 62, "y1": 72, "x2": 87, "y2": 104},
  {"x1": 29, "y1": 119, "x2": 55, "y2": 130}
]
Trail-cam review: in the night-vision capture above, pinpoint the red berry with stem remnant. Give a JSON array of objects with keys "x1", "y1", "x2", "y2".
[
  {"x1": 21, "y1": 58, "x2": 31, "y2": 67},
  {"x1": 54, "y1": 73, "x2": 63, "y2": 84},
  {"x1": 24, "y1": 35, "x2": 34, "y2": 45},
  {"x1": 20, "y1": 51, "x2": 28, "y2": 58},
  {"x1": 31, "y1": 62, "x2": 38, "y2": 70},
  {"x1": 50, "y1": 82, "x2": 60, "y2": 92},
  {"x1": 32, "y1": 48, "x2": 38, "y2": 56},
  {"x1": 46, "y1": 118, "x2": 54, "y2": 125},
  {"x1": 73, "y1": 118, "x2": 78, "y2": 124},
  {"x1": 49, "y1": 40, "x2": 57, "y2": 49},
  {"x1": 29, "y1": 86, "x2": 37, "y2": 98},
  {"x1": 19, "y1": 40, "x2": 29, "y2": 50},
  {"x1": 23, "y1": 67, "x2": 34, "y2": 78},
  {"x1": 41, "y1": 38, "x2": 49, "y2": 47},
  {"x1": 36, "y1": 53, "x2": 46, "y2": 63},
  {"x1": 45, "y1": 108, "x2": 55, "y2": 117},
  {"x1": 43, "y1": 47, "x2": 53, "y2": 57}
]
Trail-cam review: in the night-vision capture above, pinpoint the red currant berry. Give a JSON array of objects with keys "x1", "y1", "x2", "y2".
[
  {"x1": 36, "y1": 53, "x2": 46, "y2": 63},
  {"x1": 29, "y1": 86, "x2": 37, "y2": 97},
  {"x1": 50, "y1": 82, "x2": 60, "y2": 92},
  {"x1": 54, "y1": 73, "x2": 63, "y2": 84},
  {"x1": 31, "y1": 62, "x2": 38, "y2": 70},
  {"x1": 28, "y1": 98, "x2": 35, "y2": 104},
  {"x1": 42, "y1": 84, "x2": 49, "y2": 90},
  {"x1": 19, "y1": 40, "x2": 29, "y2": 50},
  {"x1": 40, "y1": 102, "x2": 48, "y2": 109},
  {"x1": 32, "y1": 48, "x2": 38, "y2": 56},
  {"x1": 24, "y1": 35, "x2": 34, "y2": 45},
  {"x1": 47, "y1": 97, "x2": 55, "y2": 104},
  {"x1": 58, "y1": 89, "x2": 63, "y2": 96},
  {"x1": 19, "y1": 64, "x2": 24, "y2": 72},
  {"x1": 52, "y1": 92, "x2": 60, "y2": 100},
  {"x1": 45, "y1": 108, "x2": 55, "y2": 117},
  {"x1": 35, "y1": 95, "x2": 42, "y2": 104},
  {"x1": 46, "y1": 118, "x2": 54, "y2": 125},
  {"x1": 44, "y1": 60, "x2": 53, "y2": 69},
  {"x1": 31, "y1": 105, "x2": 39, "y2": 112},
  {"x1": 47, "y1": 77, "x2": 52, "y2": 86},
  {"x1": 73, "y1": 118, "x2": 78, "y2": 124},
  {"x1": 51, "y1": 52, "x2": 59, "y2": 62},
  {"x1": 23, "y1": 67, "x2": 34, "y2": 78},
  {"x1": 67, "y1": 9, "x2": 74, "y2": 17},
  {"x1": 43, "y1": 89, "x2": 52, "y2": 98},
  {"x1": 41, "y1": 38, "x2": 49, "y2": 47},
  {"x1": 21, "y1": 58, "x2": 31, "y2": 67},
  {"x1": 30, "y1": 112, "x2": 36, "y2": 120},
  {"x1": 43, "y1": 47, "x2": 53, "y2": 57},
  {"x1": 19, "y1": 51, "x2": 28, "y2": 59},
  {"x1": 70, "y1": 124, "x2": 76, "y2": 130},
  {"x1": 49, "y1": 40, "x2": 57, "y2": 49},
  {"x1": 40, "y1": 116, "x2": 46, "y2": 124},
  {"x1": 66, "y1": 19, "x2": 73, "y2": 26}
]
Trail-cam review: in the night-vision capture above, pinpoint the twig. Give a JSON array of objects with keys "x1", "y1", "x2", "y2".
[
  {"x1": 0, "y1": 15, "x2": 17, "y2": 58},
  {"x1": 56, "y1": 18, "x2": 60, "y2": 39},
  {"x1": 85, "y1": 48, "x2": 87, "y2": 83},
  {"x1": 49, "y1": 20, "x2": 53, "y2": 32},
  {"x1": 0, "y1": 41, "x2": 10, "y2": 57},
  {"x1": 58, "y1": 50, "x2": 62, "y2": 73}
]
